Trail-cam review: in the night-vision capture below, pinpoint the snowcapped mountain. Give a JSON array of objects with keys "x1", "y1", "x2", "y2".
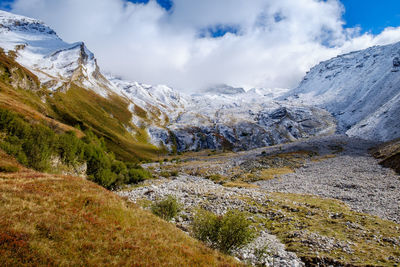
[
  {"x1": 201, "y1": 84, "x2": 246, "y2": 95},
  {"x1": 0, "y1": 11, "x2": 109, "y2": 94},
  {"x1": 286, "y1": 42, "x2": 400, "y2": 141},
  {"x1": 0, "y1": 10, "x2": 339, "y2": 153},
  {"x1": 162, "y1": 86, "x2": 334, "y2": 151}
]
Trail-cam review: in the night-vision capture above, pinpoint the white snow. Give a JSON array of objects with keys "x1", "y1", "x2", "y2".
[
  {"x1": 1, "y1": 9, "x2": 397, "y2": 148},
  {"x1": 0, "y1": 10, "x2": 109, "y2": 95},
  {"x1": 286, "y1": 41, "x2": 400, "y2": 141}
]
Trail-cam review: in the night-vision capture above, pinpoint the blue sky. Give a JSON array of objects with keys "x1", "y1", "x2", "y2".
[
  {"x1": 128, "y1": 0, "x2": 173, "y2": 10},
  {"x1": 342, "y1": 0, "x2": 400, "y2": 34}
]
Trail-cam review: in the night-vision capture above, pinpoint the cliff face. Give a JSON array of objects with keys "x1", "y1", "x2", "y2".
[{"x1": 286, "y1": 41, "x2": 400, "y2": 141}]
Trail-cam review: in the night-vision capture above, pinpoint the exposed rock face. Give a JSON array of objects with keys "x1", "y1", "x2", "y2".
[
  {"x1": 50, "y1": 156, "x2": 87, "y2": 178},
  {"x1": 393, "y1": 57, "x2": 400, "y2": 68},
  {"x1": 285, "y1": 41, "x2": 400, "y2": 142},
  {"x1": 157, "y1": 104, "x2": 335, "y2": 152},
  {"x1": 0, "y1": 11, "x2": 56, "y2": 35}
]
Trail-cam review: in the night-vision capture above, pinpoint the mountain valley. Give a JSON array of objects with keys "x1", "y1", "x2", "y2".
[{"x1": 0, "y1": 10, "x2": 399, "y2": 267}]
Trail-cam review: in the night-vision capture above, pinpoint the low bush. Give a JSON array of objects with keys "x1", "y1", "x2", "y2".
[
  {"x1": 0, "y1": 164, "x2": 19, "y2": 173},
  {"x1": 0, "y1": 108, "x2": 150, "y2": 189},
  {"x1": 159, "y1": 170, "x2": 179, "y2": 178},
  {"x1": 151, "y1": 195, "x2": 181, "y2": 221},
  {"x1": 169, "y1": 170, "x2": 179, "y2": 177},
  {"x1": 126, "y1": 168, "x2": 152, "y2": 184},
  {"x1": 192, "y1": 209, "x2": 255, "y2": 254}
]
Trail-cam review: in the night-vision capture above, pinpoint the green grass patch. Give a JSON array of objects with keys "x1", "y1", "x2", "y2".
[
  {"x1": 0, "y1": 164, "x2": 19, "y2": 173},
  {"x1": 246, "y1": 192, "x2": 400, "y2": 266},
  {"x1": 48, "y1": 85, "x2": 160, "y2": 162}
]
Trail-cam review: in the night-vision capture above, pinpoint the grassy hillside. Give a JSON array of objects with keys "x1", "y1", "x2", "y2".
[
  {"x1": 0, "y1": 150, "x2": 238, "y2": 266},
  {"x1": 48, "y1": 84, "x2": 160, "y2": 161},
  {"x1": 0, "y1": 48, "x2": 161, "y2": 162}
]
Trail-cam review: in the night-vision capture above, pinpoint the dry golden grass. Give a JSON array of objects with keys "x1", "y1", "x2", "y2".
[
  {"x1": 223, "y1": 181, "x2": 259, "y2": 189},
  {"x1": 0, "y1": 151, "x2": 239, "y2": 266},
  {"x1": 258, "y1": 167, "x2": 294, "y2": 180},
  {"x1": 311, "y1": 154, "x2": 336, "y2": 162}
]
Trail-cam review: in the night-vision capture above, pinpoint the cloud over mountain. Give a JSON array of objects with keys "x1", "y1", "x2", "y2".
[{"x1": 10, "y1": 0, "x2": 400, "y2": 92}]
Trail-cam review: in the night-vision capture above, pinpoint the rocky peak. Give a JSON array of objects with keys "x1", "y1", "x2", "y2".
[{"x1": 0, "y1": 10, "x2": 57, "y2": 36}]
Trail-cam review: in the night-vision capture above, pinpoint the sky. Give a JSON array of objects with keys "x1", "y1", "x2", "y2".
[{"x1": 1, "y1": 0, "x2": 400, "y2": 92}]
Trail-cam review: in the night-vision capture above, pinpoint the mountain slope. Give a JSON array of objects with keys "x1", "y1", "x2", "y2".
[
  {"x1": 372, "y1": 138, "x2": 400, "y2": 174},
  {"x1": 286, "y1": 41, "x2": 400, "y2": 141},
  {"x1": 165, "y1": 89, "x2": 335, "y2": 151},
  {"x1": 0, "y1": 10, "x2": 338, "y2": 155},
  {"x1": 0, "y1": 150, "x2": 238, "y2": 266},
  {"x1": 0, "y1": 11, "x2": 161, "y2": 161}
]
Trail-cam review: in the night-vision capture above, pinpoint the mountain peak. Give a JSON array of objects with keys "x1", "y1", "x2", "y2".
[
  {"x1": 202, "y1": 84, "x2": 246, "y2": 95},
  {"x1": 0, "y1": 10, "x2": 56, "y2": 36},
  {"x1": 286, "y1": 40, "x2": 400, "y2": 141}
]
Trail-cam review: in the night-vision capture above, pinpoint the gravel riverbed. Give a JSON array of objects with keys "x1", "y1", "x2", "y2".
[
  {"x1": 256, "y1": 136, "x2": 400, "y2": 223},
  {"x1": 117, "y1": 135, "x2": 400, "y2": 266}
]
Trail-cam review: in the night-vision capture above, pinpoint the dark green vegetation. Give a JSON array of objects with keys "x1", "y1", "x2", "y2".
[
  {"x1": 0, "y1": 150, "x2": 239, "y2": 266},
  {"x1": 192, "y1": 209, "x2": 255, "y2": 254},
  {"x1": 0, "y1": 164, "x2": 19, "y2": 173},
  {"x1": 0, "y1": 108, "x2": 151, "y2": 189},
  {"x1": 151, "y1": 195, "x2": 181, "y2": 221}
]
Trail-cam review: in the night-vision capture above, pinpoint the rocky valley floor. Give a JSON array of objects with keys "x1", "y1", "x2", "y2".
[
  {"x1": 256, "y1": 137, "x2": 400, "y2": 224},
  {"x1": 118, "y1": 135, "x2": 400, "y2": 266}
]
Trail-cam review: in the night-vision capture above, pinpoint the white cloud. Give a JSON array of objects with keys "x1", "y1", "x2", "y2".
[{"x1": 10, "y1": 0, "x2": 400, "y2": 92}]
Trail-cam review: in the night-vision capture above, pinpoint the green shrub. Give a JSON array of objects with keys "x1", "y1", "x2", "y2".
[
  {"x1": 170, "y1": 170, "x2": 178, "y2": 177},
  {"x1": 159, "y1": 170, "x2": 178, "y2": 178},
  {"x1": 192, "y1": 209, "x2": 255, "y2": 254},
  {"x1": 89, "y1": 168, "x2": 117, "y2": 189},
  {"x1": 0, "y1": 165, "x2": 19, "y2": 173},
  {"x1": 57, "y1": 131, "x2": 85, "y2": 165},
  {"x1": 151, "y1": 195, "x2": 181, "y2": 221},
  {"x1": 126, "y1": 168, "x2": 152, "y2": 184},
  {"x1": 0, "y1": 108, "x2": 151, "y2": 190}
]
